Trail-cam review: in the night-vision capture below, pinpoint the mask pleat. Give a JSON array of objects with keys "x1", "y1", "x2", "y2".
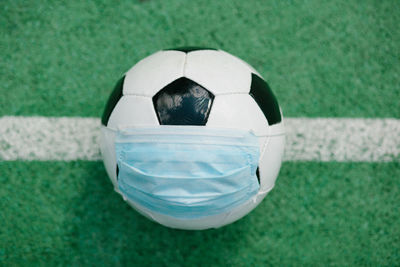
[{"x1": 116, "y1": 126, "x2": 261, "y2": 219}]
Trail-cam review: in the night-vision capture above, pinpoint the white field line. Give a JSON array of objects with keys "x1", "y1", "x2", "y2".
[{"x1": 0, "y1": 116, "x2": 399, "y2": 162}]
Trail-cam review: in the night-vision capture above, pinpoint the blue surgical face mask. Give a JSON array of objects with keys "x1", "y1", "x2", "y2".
[{"x1": 115, "y1": 126, "x2": 260, "y2": 219}]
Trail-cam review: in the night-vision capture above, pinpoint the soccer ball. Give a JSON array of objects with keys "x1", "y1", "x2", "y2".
[{"x1": 100, "y1": 47, "x2": 285, "y2": 230}]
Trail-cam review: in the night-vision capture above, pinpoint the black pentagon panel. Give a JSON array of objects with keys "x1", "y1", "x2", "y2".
[
  {"x1": 256, "y1": 167, "x2": 260, "y2": 185},
  {"x1": 165, "y1": 46, "x2": 217, "y2": 53},
  {"x1": 101, "y1": 76, "x2": 125, "y2": 126},
  {"x1": 249, "y1": 73, "x2": 282, "y2": 125},
  {"x1": 153, "y1": 77, "x2": 214, "y2": 125}
]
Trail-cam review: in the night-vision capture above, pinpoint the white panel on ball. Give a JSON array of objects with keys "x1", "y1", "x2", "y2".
[
  {"x1": 206, "y1": 94, "x2": 269, "y2": 136},
  {"x1": 219, "y1": 190, "x2": 268, "y2": 227},
  {"x1": 258, "y1": 134, "x2": 285, "y2": 192},
  {"x1": 107, "y1": 95, "x2": 159, "y2": 130},
  {"x1": 268, "y1": 121, "x2": 285, "y2": 136},
  {"x1": 219, "y1": 50, "x2": 262, "y2": 77},
  {"x1": 123, "y1": 51, "x2": 186, "y2": 97},
  {"x1": 184, "y1": 50, "x2": 253, "y2": 95}
]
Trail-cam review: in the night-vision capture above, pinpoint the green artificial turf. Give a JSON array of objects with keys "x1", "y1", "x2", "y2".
[
  {"x1": 1, "y1": 161, "x2": 399, "y2": 266},
  {"x1": 1, "y1": 0, "x2": 400, "y2": 266},
  {"x1": 1, "y1": 0, "x2": 399, "y2": 118}
]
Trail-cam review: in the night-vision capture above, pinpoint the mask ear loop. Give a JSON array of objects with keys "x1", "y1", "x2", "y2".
[
  {"x1": 257, "y1": 135, "x2": 276, "y2": 195},
  {"x1": 256, "y1": 134, "x2": 270, "y2": 190}
]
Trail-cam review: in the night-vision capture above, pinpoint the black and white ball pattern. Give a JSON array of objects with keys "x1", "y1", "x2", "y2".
[{"x1": 100, "y1": 47, "x2": 285, "y2": 229}]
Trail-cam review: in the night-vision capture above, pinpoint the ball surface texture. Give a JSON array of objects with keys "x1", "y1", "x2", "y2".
[{"x1": 100, "y1": 48, "x2": 285, "y2": 230}]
